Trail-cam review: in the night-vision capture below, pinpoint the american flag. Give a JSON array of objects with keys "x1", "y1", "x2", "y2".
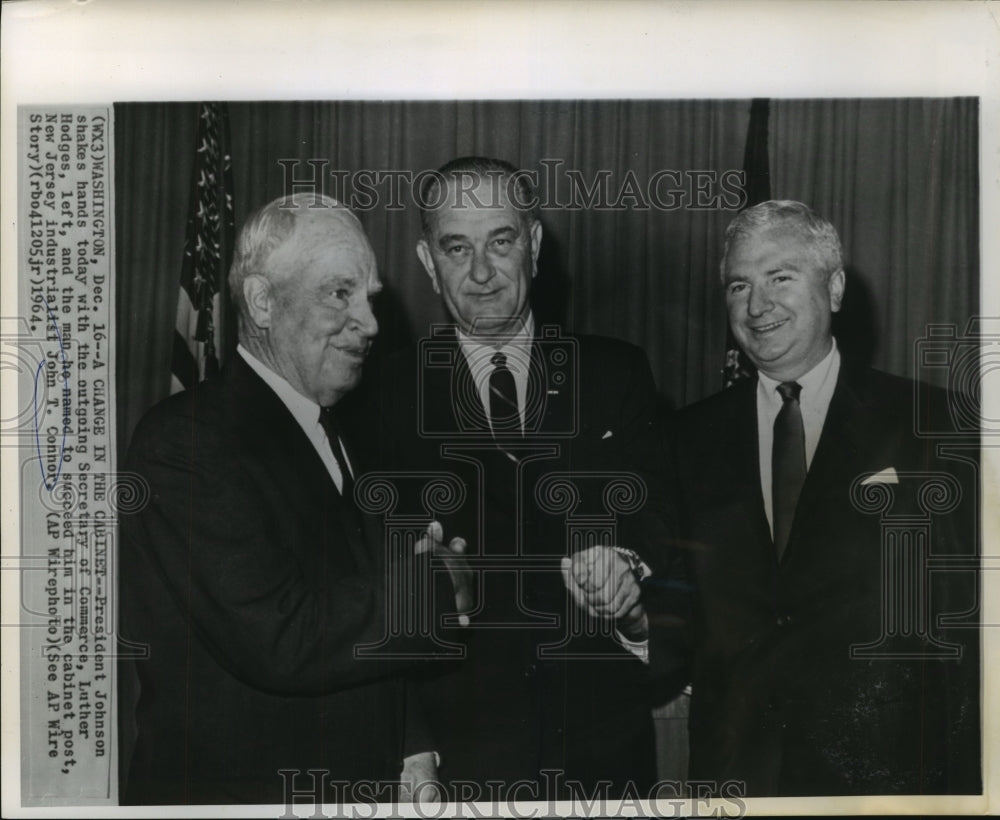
[{"x1": 171, "y1": 102, "x2": 235, "y2": 393}]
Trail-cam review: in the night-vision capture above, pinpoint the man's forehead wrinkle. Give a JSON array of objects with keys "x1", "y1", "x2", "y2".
[
  {"x1": 302, "y1": 213, "x2": 369, "y2": 249},
  {"x1": 433, "y1": 217, "x2": 522, "y2": 239},
  {"x1": 287, "y1": 240, "x2": 368, "y2": 272},
  {"x1": 731, "y1": 228, "x2": 813, "y2": 261},
  {"x1": 263, "y1": 226, "x2": 372, "y2": 296},
  {"x1": 289, "y1": 199, "x2": 363, "y2": 228},
  {"x1": 327, "y1": 271, "x2": 360, "y2": 286},
  {"x1": 290, "y1": 213, "x2": 373, "y2": 261},
  {"x1": 441, "y1": 177, "x2": 519, "y2": 210},
  {"x1": 282, "y1": 204, "x2": 365, "y2": 243}
]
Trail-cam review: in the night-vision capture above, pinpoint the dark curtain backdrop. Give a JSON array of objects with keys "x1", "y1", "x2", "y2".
[
  {"x1": 115, "y1": 99, "x2": 978, "y2": 455},
  {"x1": 770, "y1": 98, "x2": 979, "y2": 376}
]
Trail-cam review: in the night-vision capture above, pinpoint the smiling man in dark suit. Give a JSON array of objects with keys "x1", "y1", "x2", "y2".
[
  {"x1": 118, "y1": 193, "x2": 470, "y2": 805},
  {"x1": 354, "y1": 157, "x2": 672, "y2": 799},
  {"x1": 572, "y1": 199, "x2": 981, "y2": 796}
]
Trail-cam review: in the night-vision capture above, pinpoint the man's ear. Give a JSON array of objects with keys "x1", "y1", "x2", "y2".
[
  {"x1": 828, "y1": 268, "x2": 846, "y2": 313},
  {"x1": 416, "y1": 239, "x2": 441, "y2": 294},
  {"x1": 529, "y1": 219, "x2": 543, "y2": 278},
  {"x1": 243, "y1": 274, "x2": 274, "y2": 328}
]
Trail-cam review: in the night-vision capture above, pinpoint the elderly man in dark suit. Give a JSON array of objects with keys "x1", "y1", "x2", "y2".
[
  {"x1": 570, "y1": 200, "x2": 980, "y2": 796},
  {"x1": 118, "y1": 193, "x2": 470, "y2": 805},
  {"x1": 352, "y1": 157, "x2": 673, "y2": 799}
]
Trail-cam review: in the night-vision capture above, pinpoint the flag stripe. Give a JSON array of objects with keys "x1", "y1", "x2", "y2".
[{"x1": 171, "y1": 102, "x2": 235, "y2": 393}]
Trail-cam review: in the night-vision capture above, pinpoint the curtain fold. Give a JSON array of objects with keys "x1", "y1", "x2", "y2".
[
  {"x1": 769, "y1": 98, "x2": 979, "y2": 383},
  {"x1": 115, "y1": 99, "x2": 978, "y2": 452},
  {"x1": 114, "y1": 103, "x2": 200, "y2": 456}
]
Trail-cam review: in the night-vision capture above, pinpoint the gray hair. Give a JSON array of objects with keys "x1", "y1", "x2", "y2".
[
  {"x1": 720, "y1": 199, "x2": 844, "y2": 281},
  {"x1": 228, "y1": 192, "x2": 358, "y2": 323},
  {"x1": 417, "y1": 155, "x2": 538, "y2": 236}
]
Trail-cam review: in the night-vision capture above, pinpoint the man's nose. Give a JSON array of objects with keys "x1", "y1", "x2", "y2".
[
  {"x1": 747, "y1": 285, "x2": 772, "y2": 317},
  {"x1": 353, "y1": 296, "x2": 379, "y2": 339},
  {"x1": 469, "y1": 250, "x2": 496, "y2": 285}
]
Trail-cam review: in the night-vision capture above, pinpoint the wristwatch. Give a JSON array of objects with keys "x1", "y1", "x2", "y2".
[{"x1": 613, "y1": 547, "x2": 650, "y2": 584}]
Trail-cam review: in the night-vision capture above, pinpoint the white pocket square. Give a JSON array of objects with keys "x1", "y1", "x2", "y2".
[
  {"x1": 861, "y1": 467, "x2": 899, "y2": 485},
  {"x1": 602, "y1": 430, "x2": 614, "y2": 440}
]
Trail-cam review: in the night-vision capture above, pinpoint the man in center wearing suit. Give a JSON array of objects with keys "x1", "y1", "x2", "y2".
[
  {"x1": 571, "y1": 199, "x2": 981, "y2": 796},
  {"x1": 352, "y1": 157, "x2": 678, "y2": 800}
]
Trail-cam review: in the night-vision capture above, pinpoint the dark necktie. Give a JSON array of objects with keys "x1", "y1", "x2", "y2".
[
  {"x1": 319, "y1": 406, "x2": 355, "y2": 502},
  {"x1": 772, "y1": 381, "x2": 806, "y2": 560},
  {"x1": 488, "y1": 351, "x2": 521, "y2": 435}
]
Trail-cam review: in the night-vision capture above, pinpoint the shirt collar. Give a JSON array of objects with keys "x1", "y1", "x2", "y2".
[
  {"x1": 238, "y1": 344, "x2": 324, "y2": 430},
  {"x1": 457, "y1": 312, "x2": 535, "y2": 377},
  {"x1": 757, "y1": 338, "x2": 840, "y2": 407}
]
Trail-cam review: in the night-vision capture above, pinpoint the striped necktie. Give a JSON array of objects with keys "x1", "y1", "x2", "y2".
[{"x1": 488, "y1": 351, "x2": 522, "y2": 436}]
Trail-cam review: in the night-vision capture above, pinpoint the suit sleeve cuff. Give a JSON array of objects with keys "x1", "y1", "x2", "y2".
[{"x1": 614, "y1": 630, "x2": 649, "y2": 664}]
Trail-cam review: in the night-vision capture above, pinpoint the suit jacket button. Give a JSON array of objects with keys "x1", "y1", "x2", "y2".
[{"x1": 776, "y1": 615, "x2": 788, "y2": 626}]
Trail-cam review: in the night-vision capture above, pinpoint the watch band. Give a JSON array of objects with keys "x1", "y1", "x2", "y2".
[{"x1": 612, "y1": 547, "x2": 650, "y2": 584}]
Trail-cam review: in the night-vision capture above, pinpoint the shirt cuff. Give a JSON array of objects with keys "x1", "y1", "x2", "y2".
[
  {"x1": 610, "y1": 547, "x2": 650, "y2": 663},
  {"x1": 614, "y1": 629, "x2": 649, "y2": 664},
  {"x1": 403, "y1": 750, "x2": 441, "y2": 768}
]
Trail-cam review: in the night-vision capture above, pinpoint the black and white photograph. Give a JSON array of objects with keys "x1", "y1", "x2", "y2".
[{"x1": 2, "y1": 2, "x2": 997, "y2": 817}]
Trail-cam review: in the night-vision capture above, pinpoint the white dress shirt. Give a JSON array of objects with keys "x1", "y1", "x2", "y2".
[
  {"x1": 238, "y1": 345, "x2": 353, "y2": 493},
  {"x1": 756, "y1": 340, "x2": 841, "y2": 536},
  {"x1": 457, "y1": 313, "x2": 534, "y2": 432}
]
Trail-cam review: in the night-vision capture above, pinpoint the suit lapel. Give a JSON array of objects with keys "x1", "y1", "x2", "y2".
[
  {"x1": 451, "y1": 339, "x2": 490, "y2": 434},
  {"x1": 333, "y1": 422, "x2": 377, "y2": 572},
  {"x1": 532, "y1": 336, "x2": 577, "y2": 438},
  {"x1": 785, "y1": 364, "x2": 873, "y2": 562},
  {"x1": 420, "y1": 331, "x2": 488, "y2": 436},
  {"x1": 227, "y1": 356, "x2": 373, "y2": 573},
  {"x1": 731, "y1": 379, "x2": 775, "y2": 557}
]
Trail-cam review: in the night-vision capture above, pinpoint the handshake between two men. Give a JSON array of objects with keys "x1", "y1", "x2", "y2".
[
  {"x1": 562, "y1": 546, "x2": 649, "y2": 644},
  {"x1": 419, "y1": 521, "x2": 646, "y2": 643},
  {"x1": 120, "y1": 166, "x2": 665, "y2": 805}
]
